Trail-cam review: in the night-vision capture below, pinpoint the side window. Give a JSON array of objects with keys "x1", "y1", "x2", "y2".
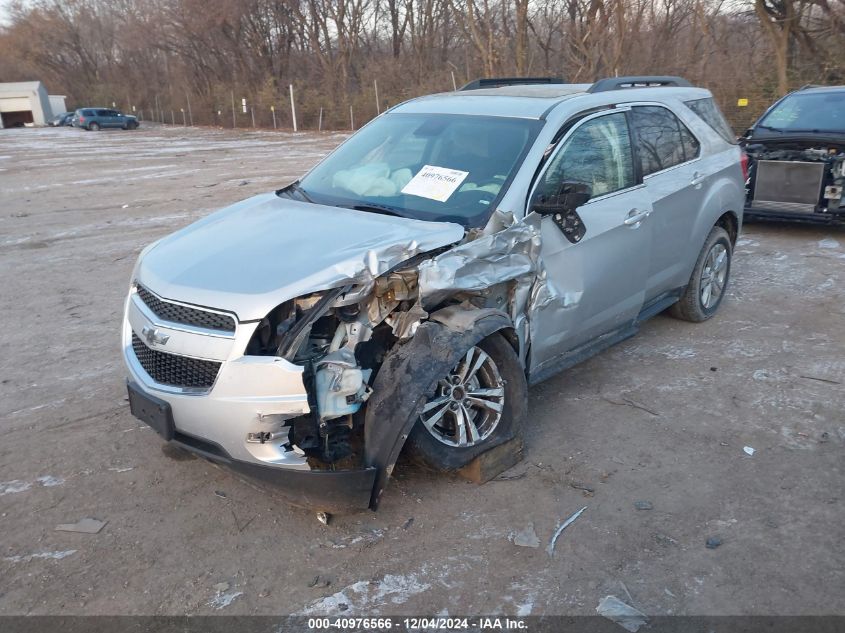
[
  {"x1": 685, "y1": 97, "x2": 735, "y2": 144},
  {"x1": 535, "y1": 112, "x2": 635, "y2": 200},
  {"x1": 679, "y1": 124, "x2": 700, "y2": 161},
  {"x1": 96, "y1": 109, "x2": 110, "y2": 117},
  {"x1": 631, "y1": 106, "x2": 698, "y2": 176}
]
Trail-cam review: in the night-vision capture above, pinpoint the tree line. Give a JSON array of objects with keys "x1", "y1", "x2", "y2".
[{"x1": 0, "y1": 0, "x2": 842, "y2": 131}]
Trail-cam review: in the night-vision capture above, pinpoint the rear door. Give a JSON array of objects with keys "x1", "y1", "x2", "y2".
[
  {"x1": 528, "y1": 109, "x2": 653, "y2": 373},
  {"x1": 629, "y1": 105, "x2": 706, "y2": 300},
  {"x1": 96, "y1": 109, "x2": 114, "y2": 127}
]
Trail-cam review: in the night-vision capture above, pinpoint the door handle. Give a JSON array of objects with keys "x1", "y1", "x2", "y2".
[
  {"x1": 691, "y1": 171, "x2": 704, "y2": 187},
  {"x1": 624, "y1": 209, "x2": 650, "y2": 226}
]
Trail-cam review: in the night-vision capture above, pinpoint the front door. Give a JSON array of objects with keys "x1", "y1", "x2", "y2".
[{"x1": 527, "y1": 109, "x2": 654, "y2": 375}]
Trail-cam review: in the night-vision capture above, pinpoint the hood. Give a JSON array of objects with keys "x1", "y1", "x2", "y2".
[{"x1": 136, "y1": 193, "x2": 465, "y2": 321}]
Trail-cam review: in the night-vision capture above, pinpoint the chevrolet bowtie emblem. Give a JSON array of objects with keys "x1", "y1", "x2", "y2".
[{"x1": 141, "y1": 325, "x2": 170, "y2": 346}]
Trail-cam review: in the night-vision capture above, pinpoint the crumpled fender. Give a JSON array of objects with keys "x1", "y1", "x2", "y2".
[{"x1": 363, "y1": 308, "x2": 513, "y2": 509}]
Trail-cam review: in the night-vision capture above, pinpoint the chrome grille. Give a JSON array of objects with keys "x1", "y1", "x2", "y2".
[
  {"x1": 131, "y1": 333, "x2": 221, "y2": 389},
  {"x1": 136, "y1": 285, "x2": 235, "y2": 332}
]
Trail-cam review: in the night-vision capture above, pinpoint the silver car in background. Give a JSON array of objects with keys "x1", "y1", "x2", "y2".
[{"x1": 123, "y1": 76, "x2": 744, "y2": 512}]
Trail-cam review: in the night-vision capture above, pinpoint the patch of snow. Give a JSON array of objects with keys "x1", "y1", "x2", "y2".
[
  {"x1": 5, "y1": 550, "x2": 77, "y2": 563},
  {"x1": 0, "y1": 480, "x2": 32, "y2": 496},
  {"x1": 299, "y1": 573, "x2": 432, "y2": 615},
  {"x1": 208, "y1": 591, "x2": 244, "y2": 610},
  {"x1": 36, "y1": 475, "x2": 65, "y2": 487},
  {"x1": 818, "y1": 238, "x2": 840, "y2": 249}
]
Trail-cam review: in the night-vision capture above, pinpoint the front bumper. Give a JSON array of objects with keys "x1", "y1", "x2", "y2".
[{"x1": 122, "y1": 286, "x2": 377, "y2": 512}]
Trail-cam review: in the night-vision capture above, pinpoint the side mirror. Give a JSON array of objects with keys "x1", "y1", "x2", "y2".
[
  {"x1": 531, "y1": 182, "x2": 592, "y2": 244},
  {"x1": 532, "y1": 181, "x2": 592, "y2": 214}
]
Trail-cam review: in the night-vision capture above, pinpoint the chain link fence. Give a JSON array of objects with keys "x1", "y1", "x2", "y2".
[{"x1": 122, "y1": 80, "x2": 800, "y2": 136}]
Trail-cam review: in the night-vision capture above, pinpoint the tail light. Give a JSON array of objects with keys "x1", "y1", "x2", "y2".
[
  {"x1": 740, "y1": 150, "x2": 749, "y2": 181},
  {"x1": 78, "y1": 116, "x2": 85, "y2": 122}
]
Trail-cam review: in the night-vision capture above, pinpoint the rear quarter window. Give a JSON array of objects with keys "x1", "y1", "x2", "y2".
[{"x1": 685, "y1": 98, "x2": 736, "y2": 144}]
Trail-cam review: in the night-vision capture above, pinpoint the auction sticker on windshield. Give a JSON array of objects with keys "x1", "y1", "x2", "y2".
[{"x1": 401, "y1": 165, "x2": 469, "y2": 202}]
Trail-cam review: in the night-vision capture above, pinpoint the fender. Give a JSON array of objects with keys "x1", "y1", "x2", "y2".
[{"x1": 363, "y1": 308, "x2": 513, "y2": 509}]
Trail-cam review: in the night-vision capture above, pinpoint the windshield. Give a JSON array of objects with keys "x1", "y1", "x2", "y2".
[
  {"x1": 297, "y1": 113, "x2": 542, "y2": 226},
  {"x1": 758, "y1": 91, "x2": 845, "y2": 134}
]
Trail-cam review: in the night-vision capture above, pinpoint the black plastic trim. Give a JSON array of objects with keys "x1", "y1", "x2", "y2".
[
  {"x1": 459, "y1": 77, "x2": 564, "y2": 91},
  {"x1": 588, "y1": 76, "x2": 692, "y2": 93},
  {"x1": 169, "y1": 431, "x2": 377, "y2": 513}
]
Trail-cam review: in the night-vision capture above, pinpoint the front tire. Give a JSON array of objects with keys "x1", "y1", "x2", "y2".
[
  {"x1": 406, "y1": 333, "x2": 527, "y2": 471},
  {"x1": 670, "y1": 225, "x2": 732, "y2": 322}
]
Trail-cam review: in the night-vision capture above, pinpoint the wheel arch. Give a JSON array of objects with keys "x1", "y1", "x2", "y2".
[
  {"x1": 363, "y1": 308, "x2": 515, "y2": 509},
  {"x1": 716, "y1": 210, "x2": 739, "y2": 246}
]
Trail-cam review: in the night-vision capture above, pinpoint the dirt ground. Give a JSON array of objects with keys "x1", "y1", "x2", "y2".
[{"x1": 0, "y1": 125, "x2": 843, "y2": 617}]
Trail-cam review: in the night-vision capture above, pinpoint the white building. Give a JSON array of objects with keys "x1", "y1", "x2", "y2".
[{"x1": 0, "y1": 81, "x2": 63, "y2": 128}]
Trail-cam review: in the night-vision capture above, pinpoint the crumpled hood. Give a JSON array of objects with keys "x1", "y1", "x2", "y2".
[{"x1": 136, "y1": 193, "x2": 465, "y2": 321}]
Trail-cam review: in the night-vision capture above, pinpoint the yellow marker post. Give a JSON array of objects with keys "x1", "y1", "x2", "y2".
[{"x1": 737, "y1": 98, "x2": 749, "y2": 107}]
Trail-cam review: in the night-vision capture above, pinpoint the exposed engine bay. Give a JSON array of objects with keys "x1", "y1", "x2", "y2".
[
  {"x1": 243, "y1": 262, "x2": 445, "y2": 466},
  {"x1": 745, "y1": 141, "x2": 845, "y2": 218}
]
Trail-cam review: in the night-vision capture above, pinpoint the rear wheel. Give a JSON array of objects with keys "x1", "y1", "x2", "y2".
[
  {"x1": 88, "y1": 122, "x2": 100, "y2": 131},
  {"x1": 406, "y1": 333, "x2": 527, "y2": 471},
  {"x1": 670, "y1": 225, "x2": 732, "y2": 322}
]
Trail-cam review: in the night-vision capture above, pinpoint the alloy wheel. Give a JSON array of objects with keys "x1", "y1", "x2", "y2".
[
  {"x1": 419, "y1": 346, "x2": 505, "y2": 448},
  {"x1": 700, "y1": 242, "x2": 728, "y2": 309}
]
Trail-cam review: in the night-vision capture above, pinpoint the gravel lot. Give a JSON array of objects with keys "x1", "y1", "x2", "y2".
[{"x1": 1, "y1": 125, "x2": 843, "y2": 616}]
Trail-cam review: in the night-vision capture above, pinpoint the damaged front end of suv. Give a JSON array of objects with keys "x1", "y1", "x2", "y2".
[
  {"x1": 742, "y1": 85, "x2": 845, "y2": 224},
  {"x1": 123, "y1": 109, "x2": 543, "y2": 513},
  {"x1": 124, "y1": 201, "x2": 535, "y2": 512}
]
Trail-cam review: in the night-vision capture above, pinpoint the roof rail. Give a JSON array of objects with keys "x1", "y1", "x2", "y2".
[
  {"x1": 588, "y1": 76, "x2": 692, "y2": 93},
  {"x1": 798, "y1": 83, "x2": 821, "y2": 90},
  {"x1": 459, "y1": 77, "x2": 565, "y2": 91}
]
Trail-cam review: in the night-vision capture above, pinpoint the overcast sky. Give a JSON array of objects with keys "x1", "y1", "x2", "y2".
[{"x1": 0, "y1": 0, "x2": 14, "y2": 27}]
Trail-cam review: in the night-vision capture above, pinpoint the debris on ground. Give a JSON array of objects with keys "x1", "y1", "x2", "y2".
[
  {"x1": 743, "y1": 446, "x2": 755, "y2": 456},
  {"x1": 402, "y1": 517, "x2": 414, "y2": 530},
  {"x1": 547, "y1": 506, "x2": 587, "y2": 555},
  {"x1": 706, "y1": 536, "x2": 723, "y2": 549},
  {"x1": 509, "y1": 523, "x2": 540, "y2": 548},
  {"x1": 317, "y1": 512, "x2": 330, "y2": 526},
  {"x1": 570, "y1": 482, "x2": 595, "y2": 496},
  {"x1": 596, "y1": 595, "x2": 648, "y2": 632},
  {"x1": 653, "y1": 533, "x2": 678, "y2": 547},
  {"x1": 214, "y1": 490, "x2": 227, "y2": 499},
  {"x1": 633, "y1": 500, "x2": 653, "y2": 511},
  {"x1": 55, "y1": 517, "x2": 107, "y2": 534},
  {"x1": 213, "y1": 582, "x2": 230, "y2": 593},
  {"x1": 309, "y1": 575, "x2": 331, "y2": 588}
]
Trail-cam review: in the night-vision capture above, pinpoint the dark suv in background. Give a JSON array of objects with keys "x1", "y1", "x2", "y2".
[
  {"x1": 741, "y1": 85, "x2": 845, "y2": 224},
  {"x1": 73, "y1": 108, "x2": 139, "y2": 131}
]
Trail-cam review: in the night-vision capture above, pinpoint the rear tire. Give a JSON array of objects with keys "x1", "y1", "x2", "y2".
[
  {"x1": 670, "y1": 225, "x2": 732, "y2": 322},
  {"x1": 406, "y1": 333, "x2": 527, "y2": 471},
  {"x1": 88, "y1": 122, "x2": 100, "y2": 131}
]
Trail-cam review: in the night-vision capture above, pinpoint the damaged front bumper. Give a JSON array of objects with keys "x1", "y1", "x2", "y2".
[
  {"x1": 127, "y1": 379, "x2": 377, "y2": 513},
  {"x1": 123, "y1": 288, "x2": 379, "y2": 513}
]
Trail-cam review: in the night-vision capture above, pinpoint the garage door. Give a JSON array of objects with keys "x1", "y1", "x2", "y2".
[{"x1": 0, "y1": 97, "x2": 32, "y2": 112}]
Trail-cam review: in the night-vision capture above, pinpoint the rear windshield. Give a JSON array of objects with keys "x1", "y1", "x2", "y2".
[
  {"x1": 684, "y1": 98, "x2": 735, "y2": 143},
  {"x1": 757, "y1": 91, "x2": 845, "y2": 134}
]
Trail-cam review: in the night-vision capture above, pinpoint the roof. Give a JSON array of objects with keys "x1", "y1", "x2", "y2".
[
  {"x1": 798, "y1": 85, "x2": 845, "y2": 94},
  {"x1": 0, "y1": 81, "x2": 47, "y2": 94},
  {"x1": 393, "y1": 81, "x2": 709, "y2": 119},
  {"x1": 394, "y1": 84, "x2": 590, "y2": 119}
]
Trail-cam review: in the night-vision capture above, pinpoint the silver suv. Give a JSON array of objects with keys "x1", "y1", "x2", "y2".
[{"x1": 123, "y1": 76, "x2": 744, "y2": 512}]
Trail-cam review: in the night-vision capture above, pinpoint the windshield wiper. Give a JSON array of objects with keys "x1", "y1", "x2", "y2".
[
  {"x1": 349, "y1": 203, "x2": 407, "y2": 218},
  {"x1": 756, "y1": 124, "x2": 783, "y2": 132},
  {"x1": 277, "y1": 181, "x2": 314, "y2": 203}
]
